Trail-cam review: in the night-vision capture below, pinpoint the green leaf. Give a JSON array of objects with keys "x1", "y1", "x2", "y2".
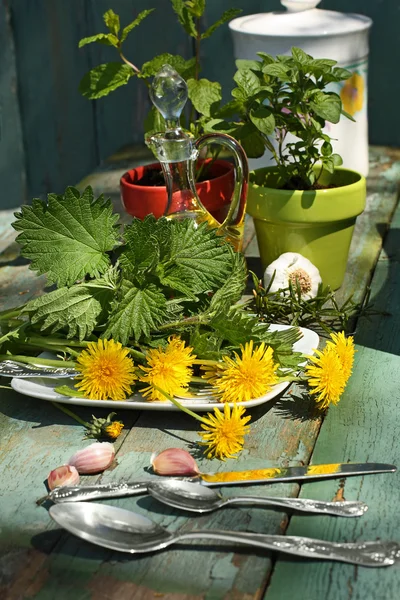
[
  {"x1": 79, "y1": 63, "x2": 134, "y2": 100},
  {"x1": 202, "y1": 118, "x2": 237, "y2": 136},
  {"x1": 321, "y1": 141, "x2": 332, "y2": 157},
  {"x1": 341, "y1": 109, "x2": 356, "y2": 122},
  {"x1": 332, "y1": 67, "x2": 352, "y2": 81},
  {"x1": 185, "y1": 0, "x2": 206, "y2": 18},
  {"x1": 103, "y1": 9, "x2": 120, "y2": 36},
  {"x1": 140, "y1": 54, "x2": 196, "y2": 80},
  {"x1": 171, "y1": 0, "x2": 197, "y2": 37},
  {"x1": 310, "y1": 92, "x2": 342, "y2": 124},
  {"x1": 207, "y1": 252, "x2": 247, "y2": 316},
  {"x1": 119, "y1": 215, "x2": 170, "y2": 279},
  {"x1": 210, "y1": 308, "x2": 266, "y2": 347},
  {"x1": 187, "y1": 79, "x2": 222, "y2": 117},
  {"x1": 189, "y1": 328, "x2": 223, "y2": 360},
  {"x1": 120, "y1": 9, "x2": 155, "y2": 43},
  {"x1": 201, "y1": 8, "x2": 242, "y2": 39},
  {"x1": 233, "y1": 68, "x2": 261, "y2": 97},
  {"x1": 234, "y1": 122, "x2": 265, "y2": 159},
  {"x1": 235, "y1": 59, "x2": 261, "y2": 71},
  {"x1": 291, "y1": 47, "x2": 311, "y2": 65},
  {"x1": 262, "y1": 63, "x2": 291, "y2": 80},
  {"x1": 256, "y1": 52, "x2": 275, "y2": 65},
  {"x1": 104, "y1": 280, "x2": 167, "y2": 343},
  {"x1": 331, "y1": 153, "x2": 343, "y2": 166},
  {"x1": 24, "y1": 282, "x2": 113, "y2": 340},
  {"x1": 157, "y1": 220, "x2": 233, "y2": 294},
  {"x1": 144, "y1": 106, "x2": 166, "y2": 138},
  {"x1": 78, "y1": 33, "x2": 118, "y2": 48},
  {"x1": 249, "y1": 106, "x2": 275, "y2": 136},
  {"x1": 13, "y1": 186, "x2": 120, "y2": 287},
  {"x1": 55, "y1": 385, "x2": 85, "y2": 398}
]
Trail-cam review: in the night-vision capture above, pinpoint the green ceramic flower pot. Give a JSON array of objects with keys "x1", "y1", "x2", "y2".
[{"x1": 246, "y1": 167, "x2": 367, "y2": 289}]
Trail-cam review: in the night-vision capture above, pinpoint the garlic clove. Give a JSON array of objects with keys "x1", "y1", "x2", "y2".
[
  {"x1": 151, "y1": 448, "x2": 200, "y2": 476},
  {"x1": 264, "y1": 252, "x2": 322, "y2": 299},
  {"x1": 68, "y1": 442, "x2": 115, "y2": 474},
  {"x1": 47, "y1": 465, "x2": 80, "y2": 490}
]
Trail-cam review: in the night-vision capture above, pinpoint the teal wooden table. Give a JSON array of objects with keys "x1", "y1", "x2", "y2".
[{"x1": 0, "y1": 146, "x2": 399, "y2": 600}]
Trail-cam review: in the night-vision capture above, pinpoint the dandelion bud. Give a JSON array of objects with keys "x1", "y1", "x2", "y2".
[
  {"x1": 47, "y1": 465, "x2": 80, "y2": 490},
  {"x1": 151, "y1": 448, "x2": 199, "y2": 476},
  {"x1": 68, "y1": 442, "x2": 115, "y2": 474}
]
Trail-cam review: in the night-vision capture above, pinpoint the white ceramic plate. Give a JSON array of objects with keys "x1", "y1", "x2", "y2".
[{"x1": 11, "y1": 325, "x2": 319, "y2": 412}]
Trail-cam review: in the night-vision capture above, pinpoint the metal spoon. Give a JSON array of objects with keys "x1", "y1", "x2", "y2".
[
  {"x1": 49, "y1": 502, "x2": 399, "y2": 567},
  {"x1": 147, "y1": 479, "x2": 368, "y2": 517}
]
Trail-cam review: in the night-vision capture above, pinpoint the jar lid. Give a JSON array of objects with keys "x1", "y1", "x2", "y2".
[{"x1": 229, "y1": 0, "x2": 372, "y2": 38}]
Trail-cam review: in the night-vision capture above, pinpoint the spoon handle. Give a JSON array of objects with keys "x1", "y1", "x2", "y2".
[
  {"x1": 225, "y1": 496, "x2": 368, "y2": 517},
  {"x1": 176, "y1": 531, "x2": 399, "y2": 567},
  {"x1": 48, "y1": 482, "x2": 149, "y2": 503}
]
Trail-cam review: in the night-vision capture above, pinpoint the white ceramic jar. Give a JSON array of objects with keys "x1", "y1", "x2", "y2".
[{"x1": 229, "y1": 0, "x2": 372, "y2": 175}]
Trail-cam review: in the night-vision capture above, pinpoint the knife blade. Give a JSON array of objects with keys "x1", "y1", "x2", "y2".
[{"x1": 48, "y1": 462, "x2": 396, "y2": 503}]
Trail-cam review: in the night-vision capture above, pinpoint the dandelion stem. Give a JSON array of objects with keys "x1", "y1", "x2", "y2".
[
  {"x1": 153, "y1": 385, "x2": 206, "y2": 424},
  {"x1": 51, "y1": 401, "x2": 89, "y2": 428}
]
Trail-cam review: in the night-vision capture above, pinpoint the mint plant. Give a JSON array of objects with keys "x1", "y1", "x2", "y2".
[
  {"x1": 206, "y1": 47, "x2": 354, "y2": 190},
  {"x1": 78, "y1": 2, "x2": 241, "y2": 139}
]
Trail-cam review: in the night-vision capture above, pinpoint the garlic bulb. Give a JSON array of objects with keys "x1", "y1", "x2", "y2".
[
  {"x1": 264, "y1": 253, "x2": 322, "y2": 299},
  {"x1": 68, "y1": 442, "x2": 115, "y2": 474},
  {"x1": 47, "y1": 465, "x2": 80, "y2": 490},
  {"x1": 151, "y1": 448, "x2": 200, "y2": 476}
]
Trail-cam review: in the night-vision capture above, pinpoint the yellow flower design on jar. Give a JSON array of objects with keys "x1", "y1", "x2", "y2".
[{"x1": 340, "y1": 72, "x2": 364, "y2": 116}]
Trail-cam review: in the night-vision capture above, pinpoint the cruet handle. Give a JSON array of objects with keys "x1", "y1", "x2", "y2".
[{"x1": 194, "y1": 133, "x2": 249, "y2": 229}]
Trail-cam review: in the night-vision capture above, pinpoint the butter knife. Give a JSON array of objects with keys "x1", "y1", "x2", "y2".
[{"x1": 48, "y1": 462, "x2": 396, "y2": 503}]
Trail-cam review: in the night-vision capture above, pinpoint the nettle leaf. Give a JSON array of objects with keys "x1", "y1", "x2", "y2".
[
  {"x1": 187, "y1": 79, "x2": 222, "y2": 117},
  {"x1": 140, "y1": 54, "x2": 196, "y2": 80},
  {"x1": 119, "y1": 215, "x2": 171, "y2": 278},
  {"x1": 120, "y1": 9, "x2": 154, "y2": 43},
  {"x1": 189, "y1": 328, "x2": 223, "y2": 360},
  {"x1": 13, "y1": 186, "x2": 120, "y2": 287},
  {"x1": 233, "y1": 68, "x2": 261, "y2": 97},
  {"x1": 103, "y1": 9, "x2": 120, "y2": 36},
  {"x1": 78, "y1": 33, "x2": 118, "y2": 48},
  {"x1": 201, "y1": 8, "x2": 242, "y2": 39},
  {"x1": 79, "y1": 63, "x2": 134, "y2": 100},
  {"x1": 158, "y1": 220, "x2": 233, "y2": 294},
  {"x1": 310, "y1": 92, "x2": 342, "y2": 124},
  {"x1": 207, "y1": 252, "x2": 247, "y2": 316},
  {"x1": 104, "y1": 280, "x2": 167, "y2": 343},
  {"x1": 210, "y1": 309, "x2": 264, "y2": 347},
  {"x1": 249, "y1": 106, "x2": 275, "y2": 136},
  {"x1": 24, "y1": 283, "x2": 113, "y2": 340}
]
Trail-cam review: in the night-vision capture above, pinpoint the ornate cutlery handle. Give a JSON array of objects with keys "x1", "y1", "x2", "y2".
[
  {"x1": 48, "y1": 482, "x2": 149, "y2": 503},
  {"x1": 226, "y1": 496, "x2": 368, "y2": 517},
  {"x1": 177, "y1": 531, "x2": 400, "y2": 567}
]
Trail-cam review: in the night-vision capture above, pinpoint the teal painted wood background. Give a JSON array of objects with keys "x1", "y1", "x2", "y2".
[{"x1": 0, "y1": 0, "x2": 398, "y2": 209}]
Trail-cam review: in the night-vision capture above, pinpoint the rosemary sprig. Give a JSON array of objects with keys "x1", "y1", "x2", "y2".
[{"x1": 249, "y1": 271, "x2": 383, "y2": 335}]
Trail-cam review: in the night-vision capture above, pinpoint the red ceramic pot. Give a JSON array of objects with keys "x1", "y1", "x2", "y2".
[{"x1": 120, "y1": 159, "x2": 235, "y2": 223}]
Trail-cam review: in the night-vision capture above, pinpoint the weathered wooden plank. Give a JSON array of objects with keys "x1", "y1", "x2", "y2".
[
  {"x1": 265, "y1": 206, "x2": 400, "y2": 598},
  {"x1": 0, "y1": 1, "x2": 26, "y2": 209},
  {"x1": 9, "y1": 0, "x2": 97, "y2": 198}
]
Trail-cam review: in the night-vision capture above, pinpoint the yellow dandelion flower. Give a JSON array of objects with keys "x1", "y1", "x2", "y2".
[
  {"x1": 140, "y1": 336, "x2": 195, "y2": 402},
  {"x1": 75, "y1": 339, "x2": 136, "y2": 401},
  {"x1": 305, "y1": 346, "x2": 347, "y2": 409},
  {"x1": 204, "y1": 340, "x2": 279, "y2": 403},
  {"x1": 199, "y1": 403, "x2": 251, "y2": 460},
  {"x1": 104, "y1": 421, "x2": 124, "y2": 440},
  {"x1": 327, "y1": 331, "x2": 355, "y2": 382}
]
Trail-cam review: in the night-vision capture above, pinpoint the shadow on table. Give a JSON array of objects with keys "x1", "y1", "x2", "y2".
[{"x1": 354, "y1": 224, "x2": 400, "y2": 356}]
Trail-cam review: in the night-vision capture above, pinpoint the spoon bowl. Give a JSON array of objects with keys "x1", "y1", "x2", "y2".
[
  {"x1": 49, "y1": 501, "x2": 399, "y2": 567},
  {"x1": 147, "y1": 479, "x2": 369, "y2": 517}
]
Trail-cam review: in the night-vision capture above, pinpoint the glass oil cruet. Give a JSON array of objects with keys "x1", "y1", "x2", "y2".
[{"x1": 146, "y1": 64, "x2": 248, "y2": 251}]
